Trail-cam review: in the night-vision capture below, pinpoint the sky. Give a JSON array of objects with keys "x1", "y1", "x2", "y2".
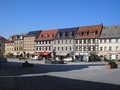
[{"x1": 0, "y1": 0, "x2": 120, "y2": 38}]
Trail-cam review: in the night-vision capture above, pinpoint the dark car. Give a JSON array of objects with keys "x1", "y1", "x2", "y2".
[{"x1": 0, "y1": 57, "x2": 7, "y2": 63}]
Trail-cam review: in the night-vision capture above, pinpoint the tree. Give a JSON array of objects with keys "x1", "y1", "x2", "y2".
[
  {"x1": 89, "y1": 51, "x2": 99, "y2": 62},
  {"x1": 52, "y1": 49, "x2": 56, "y2": 60}
]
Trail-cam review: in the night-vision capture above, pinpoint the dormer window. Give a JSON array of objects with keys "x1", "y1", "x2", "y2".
[
  {"x1": 90, "y1": 30, "x2": 97, "y2": 36},
  {"x1": 69, "y1": 31, "x2": 74, "y2": 37},
  {"x1": 50, "y1": 33, "x2": 54, "y2": 37},
  {"x1": 83, "y1": 31, "x2": 89, "y2": 36},
  {"x1": 58, "y1": 32, "x2": 62, "y2": 38},
  {"x1": 44, "y1": 34, "x2": 48, "y2": 38},
  {"x1": 79, "y1": 32, "x2": 83, "y2": 36},
  {"x1": 63, "y1": 32, "x2": 67, "y2": 37},
  {"x1": 40, "y1": 35, "x2": 43, "y2": 38}
]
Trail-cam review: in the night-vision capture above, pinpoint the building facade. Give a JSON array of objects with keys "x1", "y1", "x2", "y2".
[
  {"x1": 24, "y1": 30, "x2": 41, "y2": 58},
  {"x1": 74, "y1": 24, "x2": 103, "y2": 61},
  {"x1": 0, "y1": 36, "x2": 6, "y2": 57},
  {"x1": 4, "y1": 40, "x2": 14, "y2": 58},
  {"x1": 99, "y1": 25, "x2": 120, "y2": 60},
  {"x1": 53, "y1": 27, "x2": 79, "y2": 60},
  {"x1": 35, "y1": 29, "x2": 58, "y2": 59}
]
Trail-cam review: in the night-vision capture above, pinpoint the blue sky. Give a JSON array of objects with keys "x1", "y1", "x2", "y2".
[{"x1": 0, "y1": 0, "x2": 120, "y2": 38}]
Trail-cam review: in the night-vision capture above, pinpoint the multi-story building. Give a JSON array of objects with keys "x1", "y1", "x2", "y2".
[
  {"x1": 74, "y1": 24, "x2": 103, "y2": 61},
  {"x1": 99, "y1": 25, "x2": 120, "y2": 60},
  {"x1": 53, "y1": 27, "x2": 79, "y2": 60},
  {"x1": 0, "y1": 36, "x2": 6, "y2": 57},
  {"x1": 4, "y1": 40, "x2": 14, "y2": 58},
  {"x1": 35, "y1": 29, "x2": 58, "y2": 59},
  {"x1": 4, "y1": 35, "x2": 19, "y2": 58},
  {"x1": 13, "y1": 33, "x2": 28, "y2": 57},
  {"x1": 24, "y1": 30, "x2": 41, "y2": 58}
]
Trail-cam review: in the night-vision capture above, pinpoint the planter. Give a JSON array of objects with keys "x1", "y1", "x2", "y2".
[
  {"x1": 106, "y1": 63, "x2": 118, "y2": 69},
  {"x1": 106, "y1": 60, "x2": 118, "y2": 69}
]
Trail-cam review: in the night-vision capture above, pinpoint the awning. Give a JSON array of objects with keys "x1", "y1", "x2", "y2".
[
  {"x1": 56, "y1": 52, "x2": 68, "y2": 56},
  {"x1": 35, "y1": 52, "x2": 50, "y2": 56},
  {"x1": 43, "y1": 52, "x2": 50, "y2": 55},
  {"x1": 13, "y1": 52, "x2": 21, "y2": 55}
]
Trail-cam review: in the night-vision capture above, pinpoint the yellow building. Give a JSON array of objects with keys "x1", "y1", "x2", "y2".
[
  {"x1": 4, "y1": 40, "x2": 14, "y2": 58},
  {"x1": 23, "y1": 30, "x2": 41, "y2": 59}
]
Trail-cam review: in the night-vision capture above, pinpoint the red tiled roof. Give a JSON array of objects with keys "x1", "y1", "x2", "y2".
[
  {"x1": 35, "y1": 29, "x2": 58, "y2": 41},
  {"x1": 75, "y1": 24, "x2": 103, "y2": 39},
  {"x1": 9, "y1": 34, "x2": 19, "y2": 40}
]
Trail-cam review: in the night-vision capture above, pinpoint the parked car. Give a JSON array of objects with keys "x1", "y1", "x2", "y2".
[
  {"x1": 0, "y1": 57, "x2": 7, "y2": 63},
  {"x1": 63, "y1": 57, "x2": 72, "y2": 62},
  {"x1": 31, "y1": 56, "x2": 42, "y2": 60}
]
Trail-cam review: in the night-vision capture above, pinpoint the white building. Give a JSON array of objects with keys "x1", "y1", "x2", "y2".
[{"x1": 99, "y1": 25, "x2": 120, "y2": 60}]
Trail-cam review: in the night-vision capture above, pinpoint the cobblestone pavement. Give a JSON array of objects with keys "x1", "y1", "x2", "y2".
[{"x1": 0, "y1": 59, "x2": 120, "y2": 90}]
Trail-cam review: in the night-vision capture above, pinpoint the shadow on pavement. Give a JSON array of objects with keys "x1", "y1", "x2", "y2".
[
  {"x1": 14, "y1": 75, "x2": 120, "y2": 90},
  {"x1": 1, "y1": 61, "x2": 105, "y2": 76}
]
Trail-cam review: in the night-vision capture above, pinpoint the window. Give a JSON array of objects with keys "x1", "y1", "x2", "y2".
[
  {"x1": 88, "y1": 47, "x2": 91, "y2": 51},
  {"x1": 88, "y1": 39, "x2": 91, "y2": 43},
  {"x1": 58, "y1": 40, "x2": 60, "y2": 44},
  {"x1": 66, "y1": 47, "x2": 67, "y2": 50},
  {"x1": 83, "y1": 31, "x2": 89, "y2": 36},
  {"x1": 76, "y1": 47, "x2": 78, "y2": 51},
  {"x1": 69, "y1": 40, "x2": 71, "y2": 44},
  {"x1": 54, "y1": 41, "x2": 56, "y2": 44},
  {"x1": 49, "y1": 41, "x2": 51, "y2": 44},
  {"x1": 58, "y1": 32, "x2": 62, "y2": 37},
  {"x1": 62, "y1": 40, "x2": 63, "y2": 44},
  {"x1": 58, "y1": 47, "x2": 60, "y2": 51},
  {"x1": 104, "y1": 47, "x2": 107, "y2": 51},
  {"x1": 54, "y1": 47, "x2": 56, "y2": 51},
  {"x1": 79, "y1": 47, "x2": 82, "y2": 51},
  {"x1": 90, "y1": 31, "x2": 96, "y2": 36},
  {"x1": 50, "y1": 34, "x2": 54, "y2": 37},
  {"x1": 116, "y1": 39, "x2": 118, "y2": 42},
  {"x1": 84, "y1": 47, "x2": 86, "y2": 51},
  {"x1": 62, "y1": 47, "x2": 64, "y2": 51},
  {"x1": 109, "y1": 39, "x2": 111, "y2": 43},
  {"x1": 66, "y1": 40, "x2": 67, "y2": 44},
  {"x1": 116, "y1": 46, "x2": 119, "y2": 51},
  {"x1": 49, "y1": 47, "x2": 51, "y2": 50},
  {"x1": 109, "y1": 46, "x2": 112, "y2": 51},
  {"x1": 93, "y1": 47, "x2": 96, "y2": 51},
  {"x1": 100, "y1": 39, "x2": 102, "y2": 43},
  {"x1": 45, "y1": 47, "x2": 47, "y2": 50},
  {"x1": 63, "y1": 32, "x2": 67, "y2": 37},
  {"x1": 79, "y1": 39, "x2": 82, "y2": 43},
  {"x1": 79, "y1": 32, "x2": 83, "y2": 36},
  {"x1": 109, "y1": 55, "x2": 112, "y2": 60},
  {"x1": 40, "y1": 35, "x2": 43, "y2": 38},
  {"x1": 69, "y1": 31, "x2": 74, "y2": 37},
  {"x1": 75, "y1": 40, "x2": 78, "y2": 44},
  {"x1": 116, "y1": 55, "x2": 118, "y2": 60},
  {"x1": 93, "y1": 39, "x2": 95, "y2": 43},
  {"x1": 44, "y1": 34, "x2": 48, "y2": 38},
  {"x1": 83, "y1": 39, "x2": 86, "y2": 43},
  {"x1": 100, "y1": 47, "x2": 103, "y2": 51},
  {"x1": 104, "y1": 39, "x2": 106, "y2": 43}
]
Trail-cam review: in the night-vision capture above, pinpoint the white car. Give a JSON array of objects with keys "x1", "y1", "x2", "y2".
[
  {"x1": 63, "y1": 58, "x2": 72, "y2": 62},
  {"x1": 31, "y1": 56, "x2": 39, "y2": 60}
]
